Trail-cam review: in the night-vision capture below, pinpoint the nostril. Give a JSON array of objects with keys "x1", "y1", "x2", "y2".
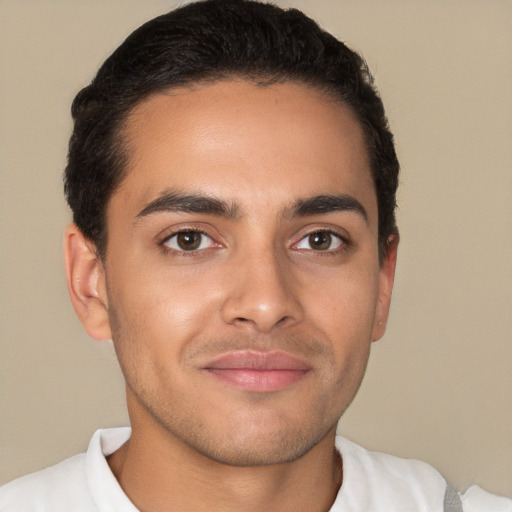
[
  {"x1": 231, "y1": 314, "x2": 292, "y2": 331},
  {"x1": 276, "y1": 315, "x2": 291, "y2": 327}
]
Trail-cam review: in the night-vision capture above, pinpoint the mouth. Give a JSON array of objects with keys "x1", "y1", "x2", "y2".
[{"x1": 203, "y1": 350, "x2": 311, "y2": 392}]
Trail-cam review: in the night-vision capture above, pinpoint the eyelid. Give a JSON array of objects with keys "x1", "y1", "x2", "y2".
[
  {"x1": 157, "y1": 224, "x2": 223, "y2": 253},
  {"x1": 290, "y1": 226, "x2": 351, "y2": 252},
  {"x1": 163, "y1": 231, "x2": 214, "y2": 251}
]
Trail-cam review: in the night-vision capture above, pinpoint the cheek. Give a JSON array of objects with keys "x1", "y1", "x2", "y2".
[
  {"x1": 305, "y1": 267, "x2": 378, "y2": 402},
  {"x1": 304, "y1": 262, "x2": 381, "y2": 340},
  {"x1": 106, "y1": 260, "x2": 224, "y2": 355}
]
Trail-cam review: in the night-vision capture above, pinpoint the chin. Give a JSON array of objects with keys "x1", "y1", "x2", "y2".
[{"x1": 175, "y1": 414, "x2": 338, "y2": 467}]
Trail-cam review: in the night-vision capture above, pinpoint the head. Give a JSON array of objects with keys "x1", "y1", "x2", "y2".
[
  {"x1": 64, "y1": 0, "x2": 399, "y2": 261},
  {"x1": 64, "y1": 0, "x2": 399, "y2": 468}
]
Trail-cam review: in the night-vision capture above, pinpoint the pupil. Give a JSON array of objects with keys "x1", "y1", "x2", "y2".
[
  {"x1": 309, "y1": 232, "x2": 331, "y2": 250},
  {"x1": 177, "y1": 232, "x2": 201, "y2": 250}
]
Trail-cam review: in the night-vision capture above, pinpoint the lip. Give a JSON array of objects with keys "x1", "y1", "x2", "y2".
[{"x1": 203, "y1": 350, "x2": 311, "y2": 392}]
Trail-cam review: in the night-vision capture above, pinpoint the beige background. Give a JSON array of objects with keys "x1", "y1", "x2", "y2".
[{"x1": 1, "y1": 0, "x2": 511, "y2": 497}]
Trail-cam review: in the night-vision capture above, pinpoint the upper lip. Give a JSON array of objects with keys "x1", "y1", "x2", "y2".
[{"x1": 204, "y1": 350, "x2": 312, "y2": 371}]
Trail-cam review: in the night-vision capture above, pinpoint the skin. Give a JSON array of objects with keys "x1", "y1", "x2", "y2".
[{"x1": 64, "y1": 80, "x2": 398, "y2": 512}]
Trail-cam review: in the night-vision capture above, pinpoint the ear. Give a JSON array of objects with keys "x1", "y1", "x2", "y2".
[
  {"x1": 371, "y1": 234, "x2": 399, "y2": 342},
  {"x1": 63, "y1": 224, "x2": 112, "y2": 341}
]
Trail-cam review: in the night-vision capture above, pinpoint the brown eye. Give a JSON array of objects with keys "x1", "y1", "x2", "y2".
[
  {"x1": 295, "y1": 230, "x2": 344, "y2": 251},
  {"x1": 177, "y1": 232, "x2": 202, "y2": 250},
  {"x1": 308, "y1": 232, "x2": 332, "y2": 250},
  {"x1": 164, "y1": 231, "x2": 212, "y2": 251}
]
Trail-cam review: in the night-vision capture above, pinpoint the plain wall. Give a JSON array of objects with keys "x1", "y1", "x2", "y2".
[{"x1": 0, "y1": 0, "x2": 511, "y2": 497}]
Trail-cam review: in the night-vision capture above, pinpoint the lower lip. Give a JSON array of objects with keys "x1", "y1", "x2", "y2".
[{"x1": 206, "y1": 368, "x2": 309, "y2": 392}]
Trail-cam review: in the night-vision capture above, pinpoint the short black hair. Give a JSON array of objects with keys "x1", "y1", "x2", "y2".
[{"x1": 64, "y1": 0, "x2": 399, "y2": 259}]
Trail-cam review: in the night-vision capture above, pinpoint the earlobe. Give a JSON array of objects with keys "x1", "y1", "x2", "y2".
[
  {"x1": 371, "y1": 234, "x2": 399, "y2": 342},
  {"x1": 63, "y1": 224, "x2": 112, "y2": 341}
]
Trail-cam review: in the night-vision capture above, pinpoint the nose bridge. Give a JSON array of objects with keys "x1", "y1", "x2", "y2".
[{"x1": 221, "y1": 240, "x2": 303, "y2": 332}]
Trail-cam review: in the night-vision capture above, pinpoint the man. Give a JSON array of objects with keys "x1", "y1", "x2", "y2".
[{"x1": 0, "y1": 1, "x2": 510, "y2": 511}]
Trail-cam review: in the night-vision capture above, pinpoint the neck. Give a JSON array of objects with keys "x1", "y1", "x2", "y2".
[{"x1": 108, "y1": 414, "x2": 342, "y2": 512}]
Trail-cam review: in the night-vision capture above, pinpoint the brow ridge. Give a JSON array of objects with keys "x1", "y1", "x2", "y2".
[
  {"x1": 136, "y1": 191, "x2": 367, "y2": 223},
  {"x1": 288, "y1": 194, "x2": 368, "y2": 222},
  {"x1": 136, "y1": 191, "x2": 240, "y2": 219}
]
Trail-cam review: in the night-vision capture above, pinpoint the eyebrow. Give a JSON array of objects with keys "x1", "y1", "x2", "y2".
[
  {"x1": 287, "y1": 194, "x2": 368, "y2": 223},
  {"x1": 136, "y1": 191, "x2": 367, "y2": 223},
  {"x1": 136, "y1": 191, "x2": 240, "y2": 219}
]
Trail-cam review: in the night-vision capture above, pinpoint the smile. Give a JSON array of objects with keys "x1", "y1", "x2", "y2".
[{"x1": 204, "y1": 350, "x2": 311, "y2": 392}]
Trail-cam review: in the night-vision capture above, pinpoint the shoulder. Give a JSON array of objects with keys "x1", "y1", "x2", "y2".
[
  {"x1": 461, "y1": 485, "x2": 512, "y2": 512},
  {"x1": 334, "y1": 436, "x2": 447, "y2": 512},
  {"x1": 333, "y1": 436, "x2": 512, "y2": 512},
  {"x1": 0, "y1": 453, "x2": 95, "y2": 512},
  {"x1": 0, "y1": 427, "x2": 132, "y2": 512}
]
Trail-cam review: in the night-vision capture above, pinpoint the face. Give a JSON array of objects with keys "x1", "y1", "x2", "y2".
[{"x1": 70, "y1": 80, "x2": 396, "y2": 466}]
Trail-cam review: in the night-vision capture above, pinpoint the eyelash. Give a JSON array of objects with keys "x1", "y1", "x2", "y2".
[
  {"x1": 159, "y1": 228, "x2": 217, "y2": 256},
  {"x1": 159, "y1": 227, "x2": 350, "y2": 256},
  {"x1": 293, "y1": 229, "x2": 349, "y2": 254}
]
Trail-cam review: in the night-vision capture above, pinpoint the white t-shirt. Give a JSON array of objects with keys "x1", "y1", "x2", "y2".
[{"x1": 0, "y1": 428, "x2": 510, "y2": 512}]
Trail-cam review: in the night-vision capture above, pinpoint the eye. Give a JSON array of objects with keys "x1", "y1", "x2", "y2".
[
  {"x1": 294, "y1": 230, "x2": 344, "y2": 251},
  {"x1": 163, "y1": 230, "x2": 214, "y2": 252}
]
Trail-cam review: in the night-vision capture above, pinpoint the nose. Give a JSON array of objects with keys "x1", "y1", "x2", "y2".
[{"x1": 221, "y1": 249, "x2": 304, "y2": 333}]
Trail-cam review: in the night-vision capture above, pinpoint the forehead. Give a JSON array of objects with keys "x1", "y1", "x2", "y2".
[{"x1": 113, "y1": 79, "x2": 376, "y2": 224}]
